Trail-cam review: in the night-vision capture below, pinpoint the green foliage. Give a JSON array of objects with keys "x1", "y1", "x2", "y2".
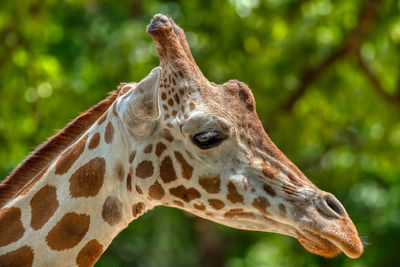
[{"x1": 1, "y1": 0, "x2": 399, "y2": 266}]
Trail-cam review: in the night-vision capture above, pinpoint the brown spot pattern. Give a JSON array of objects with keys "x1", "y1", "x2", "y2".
[
  {"x1": 0, "y1": 207, "x2": 24, "y2": 247},
  {"x1": 160, "y1": 156, "x2": 177, "y2": 183},
  {"x1": 30, "y1": 185, "x2": 59, "y2": 230},
  {"x1": 104, "y1": 122, "x2": 114, "y2": 144},
  {"x1": 208, "y1": 199, "x2": 225, "y2": 210},
  {"x1": 88, "y1": 133, "x2": 100, "y2": 149},
  {"x1": 263, "y1": 184, "x2": 276, "y2": 197},
  {"x1": 97, "y1": 110, "x2": 108, "y2": 126},
  {"x1": 173, "y1": 200, "x2": 184, "y2": 207},
  {"x1": 162, "y1": 129, "x2": 174, "y2": 142},
  {"x1": 102, "y1": 196, "x2": 123, "y2": 226},
  {"x1": 169, "y1": 186, "x2": 201, "y2": 202},
  {"x1": 144, "y1": 144, "x2": 153, "y2": 154},
  {"x1": 132, "y1": 202, "x2": 146, "y2": 218},
  {"x1": 112, "y1": 102, "x2": 118, "y2": 117},
  {"x1": 88, "y1": 133, "x2": 100, "y2": 150},
  {"x1": 227, "y1": 182, "x2": 244, "y2": 204},
  {"x1": 135, "y1": 185, "x2": 143, "y2": 194},
  {"x1": 224, "y1": 209, "x2": 255, "y2": 220},
  {"x1": 199, "y1": 176, "x2": 221, "y2": 194},
  {"x1": 135, "y1": 161, "x2": 154, "y2": 179},
  {"x1": 174, "y1": 151, "x2": 193, "y2": 179},
  {"x1": 69, "y1": 157, "x2": 106, "y2": 198},
  {"x1": 55, "y1": 135, "x2": 88, "y2": 175},
  {"x1": 261, "y1": 161, "x2": 280, "y2": 179},
  {"x1": 76, "y1": 239, "x2": 103, "y2": 267},
  {"x1": 0, "y1": 246, "x2": 34, "y2": 267},
  {"x1": 148, "y1": 181, "x2": 165, "y2": 200},
  {"x1": 126, "y1": 173, "x2": 132, "y2": 192},
  {"x1": 189, "y1": 101, "x2": 196, "y2": 110},
  {"x1": 282, "y1": 184, "x2": 299, "y2": 195},
  {"x1": 173, "y1": 93, "x2": 180, "y2": 104},
  {"x1": 129, "y1": 151, "x2": 136, "y2": 163},
  {"x1": 46, "y1": 212, "x2": 90, "y2": 250},
  {"x1": 288, "y1": 173, "x2": 304, "y2": 187},
  {"x1": 155, "y1": 142, "x2": 167, "y2": 157},
  {"x1": 252, "y1": 196, "x2": 270, "y2": 216},
  {"x1": 194, "y1": 203, "x2": 206, "y2": 210},
  {"x1": 114, "y1": 162, "x2": 125, "y2": 182}
]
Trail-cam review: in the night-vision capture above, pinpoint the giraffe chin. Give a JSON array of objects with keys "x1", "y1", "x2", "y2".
[
  {"x1": 297, "y1": 230, "x2": 341, "y2": 258},
  {"x1": 297, "y1": 229, "x2": 363, "y2": 258}
]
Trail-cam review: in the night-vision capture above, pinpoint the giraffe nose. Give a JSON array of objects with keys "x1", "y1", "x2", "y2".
[{"x1": 318, "y1": 193, "x2": 347, "y2": 218}]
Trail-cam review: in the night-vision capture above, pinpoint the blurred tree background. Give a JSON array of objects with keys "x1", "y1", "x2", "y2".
[{"x1": 0, "y1": 0, "x2": 399, "y2": 266}]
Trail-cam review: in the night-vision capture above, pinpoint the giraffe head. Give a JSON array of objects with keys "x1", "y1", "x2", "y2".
[{"x1": 119, "y1": 14, "x2": 363, "y2": 259}]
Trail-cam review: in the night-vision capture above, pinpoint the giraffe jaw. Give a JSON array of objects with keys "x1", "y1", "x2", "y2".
[{"x1": 201, "y1": 209, "x2": 362, "y2": 258}]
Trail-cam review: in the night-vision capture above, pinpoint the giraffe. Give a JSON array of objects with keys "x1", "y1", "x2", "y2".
[{"x1": 0, "y1": 14, "x2": 363, "y2": 266}]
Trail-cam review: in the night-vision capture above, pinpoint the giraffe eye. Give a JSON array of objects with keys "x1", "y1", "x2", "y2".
[{"x1": 192, "y1": 131, "x2": 227, "y2": 149}]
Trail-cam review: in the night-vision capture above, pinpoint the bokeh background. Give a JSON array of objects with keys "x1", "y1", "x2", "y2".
[{"x1": 0, "y1": 0, "x2": 399, "y2": 266}]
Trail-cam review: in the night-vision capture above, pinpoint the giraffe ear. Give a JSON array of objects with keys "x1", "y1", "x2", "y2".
[
  {"x1": 129, "y1": 67, "x2": 161, "y2": 120},
  {"x1": 123, "y1": 67, "x2": 161, "y2": 135}
]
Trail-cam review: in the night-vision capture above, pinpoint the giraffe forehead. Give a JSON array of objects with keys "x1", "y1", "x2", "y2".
[{"x1": 159, "y1": 73, "x2": 256, "y2": 129}]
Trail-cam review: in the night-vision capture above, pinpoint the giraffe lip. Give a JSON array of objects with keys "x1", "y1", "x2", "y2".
[
  {"x1": 297, "y1": 229, "x2": 341, "y2": 258},
  {"x1": 299, "y1": 228, "x2": 363, "y2": 258}
]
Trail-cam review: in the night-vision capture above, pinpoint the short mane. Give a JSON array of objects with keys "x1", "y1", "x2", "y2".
[{"x1": 0, "y1": 90, "x2": 119, "y2": 208}]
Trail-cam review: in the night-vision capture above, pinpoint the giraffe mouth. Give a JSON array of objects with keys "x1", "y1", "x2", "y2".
[
  {"x1": 264, "y1": 216, "x2": 362, "y2": 258},
  {"x1": 297, "y1": 228, "x2": 363, "y2": 258},
  {"x1": 297, "y1": 230, "x2": 341, "y2": 258}
]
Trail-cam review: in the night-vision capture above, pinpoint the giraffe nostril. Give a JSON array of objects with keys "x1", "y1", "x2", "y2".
[{"x1": 322, "y1": 194, "x2": 347, "y2": 217}]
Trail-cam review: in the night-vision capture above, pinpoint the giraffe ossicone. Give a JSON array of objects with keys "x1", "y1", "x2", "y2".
[{"x1": 0, "y1": 14, "x2": 363, "y2": 266}]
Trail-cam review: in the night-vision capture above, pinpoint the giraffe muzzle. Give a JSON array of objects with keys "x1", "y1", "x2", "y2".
[{"x1": 296, "y1": 192, "x2": 364, "y2": 258}]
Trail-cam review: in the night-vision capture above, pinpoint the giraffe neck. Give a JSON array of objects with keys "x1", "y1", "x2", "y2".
[{"x1": 0, "y1": 103, "x2": 152, "y2": 266}]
